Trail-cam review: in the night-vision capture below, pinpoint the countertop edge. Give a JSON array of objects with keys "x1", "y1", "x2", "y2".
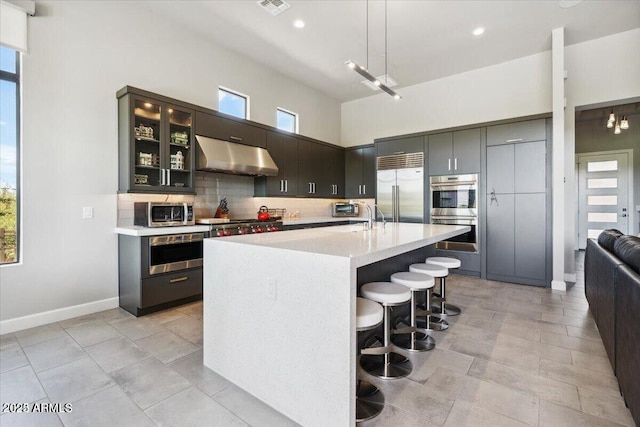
[{"x1": 115, "y1": 225, "x2": 211, "y2": 236}]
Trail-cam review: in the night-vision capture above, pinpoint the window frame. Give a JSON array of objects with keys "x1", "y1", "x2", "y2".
[
  {"x1": 276, "y1": 107, "x2": 299, "y2": 134},
  {"x1": 0, "y1": 47, "x2": 21, "y2": 265},
  {"x1": 218, "y1": 86, "x2": 250, "y2": 120}
]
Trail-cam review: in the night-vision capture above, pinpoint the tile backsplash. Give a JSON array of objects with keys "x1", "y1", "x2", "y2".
[{"x1": 117, "y1": 172, "x2": 372, "y2": 225}]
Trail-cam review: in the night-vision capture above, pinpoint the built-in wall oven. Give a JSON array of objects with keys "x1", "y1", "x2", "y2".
[{"x1": 430, "y1": 174, "x2": 478, "y2": 252}]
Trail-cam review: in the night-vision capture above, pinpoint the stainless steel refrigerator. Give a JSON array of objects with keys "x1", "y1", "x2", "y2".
[{"x1": 376, "y1": 152, "x2": 424, "y2": 223}]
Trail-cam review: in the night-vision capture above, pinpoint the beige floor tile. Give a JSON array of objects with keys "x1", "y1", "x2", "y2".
[
  {"x1": 502, "y1": 313, "x2": 568, "y2": 335},
  {"x1": 443, "y1": 399, "x2": 529, "y2": 427},
  {"x1": 540, "y1": 331, "x2": 606, "y2": 356},
  {"x1": 570, "y1": 350, "x2": 615, "y2": 376},
  {"x1": 578, "y1": 388, "x2": 636, "y2": 427},
  {"x1": 540, "y1": 313, "x2": 597, "y2": 329},
  {"x1": 406, "y1": 347, "x2": 474, "y2": 384},
  {"x1": 539, "y1": 358, "x2": 620, "y2": 398},
  {"x1": 539, "y1": 399, "x2": 627, "y2": 427},
  {"x1": 449, "y1": 336, "x2": 541, "y2": 373},
  {"x1": 424, "y1": 367, "x2": 539, "y2": 426},
  {"x1": 359, "y1": 403, "x2": 439, "y2": 427},
  {"x1": 566, "y1": 325, "x2": 602, "y2": 341},
  {"x1": 468, "y1": 358, "x2": 580, "y2": 410}
]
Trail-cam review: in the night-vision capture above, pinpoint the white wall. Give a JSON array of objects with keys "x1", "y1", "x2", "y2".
[
  {"x1": 341, "y1": 28, "x2": 640, "y2": 281},
  {"x1": 0, "y1": 0, "x2": 341, "y2": 332},
  {"x1": 341, "y1": 52, "x2": 552, "y2": 147}
]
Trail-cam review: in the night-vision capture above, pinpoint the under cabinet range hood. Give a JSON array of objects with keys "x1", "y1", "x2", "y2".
[{"x1": 195, "y1": 135, "x2": 279, "y2": 176}]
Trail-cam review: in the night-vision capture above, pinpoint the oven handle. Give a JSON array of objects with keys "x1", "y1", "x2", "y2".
[
  {"x1": 430, "y1": 181, "x2": 477, "y2": 188},
  {"x1": 431, "y1": 215, "x2": 477, "y2": 220},
  {"x1": 149, "y1": 233, "x2": 204, "y2": 247}
]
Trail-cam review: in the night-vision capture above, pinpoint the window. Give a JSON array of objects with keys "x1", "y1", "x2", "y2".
[
  {"x1": 218, "y1": 87, "x2": 249, "y2": 119},
  {"x1": 276, "y1": 108, "x2": 298, "y2": 133},
  {"x1": 0, "y1": 46, "x2": 20, "y2": 264}
]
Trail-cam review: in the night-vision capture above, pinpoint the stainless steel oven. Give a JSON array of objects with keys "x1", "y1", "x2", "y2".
[
  {"x1": 430, "y1": 174, "x2": 478, "y2": 252},
  {"x1": 148, "y1": 232, "x2": 203, "y2": 275}
]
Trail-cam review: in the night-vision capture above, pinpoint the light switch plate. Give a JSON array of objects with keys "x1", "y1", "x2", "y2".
[{"x1": 82, "y1": 206, "x2": 94, "y2": 219}]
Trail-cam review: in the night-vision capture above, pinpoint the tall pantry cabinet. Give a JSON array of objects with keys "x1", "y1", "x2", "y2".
[{"x1": 484, "y1": 119, "x2": 551, "y2": 286}]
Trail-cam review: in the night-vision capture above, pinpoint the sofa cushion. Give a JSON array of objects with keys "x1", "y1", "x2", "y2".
[
  {"x1": 598, "y1": 229, "x2": 624, "y2": 252},
  {"x1": 614, "y1": 235, "x2": 640, "y2": 274}
]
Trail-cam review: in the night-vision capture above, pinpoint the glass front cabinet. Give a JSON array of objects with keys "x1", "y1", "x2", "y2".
[{"x1": 118, "y1": 87, "x2": 195, "y2": 194}]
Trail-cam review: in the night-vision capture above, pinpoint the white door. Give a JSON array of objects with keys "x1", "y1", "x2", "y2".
[{"x1": 577, "y1": 151, "x2": 630, "y2": 249}]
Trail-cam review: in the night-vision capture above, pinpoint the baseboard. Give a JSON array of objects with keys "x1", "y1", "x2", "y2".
[
  {"x1": 0, "y1": 297, "x2": 119, "y2": 335},
  {"x1": 551, "y1": 280, "x2": 567, "y2": 291},
  {"x1": 564, "y1": 273, "x2": 577, "y2": 283}
]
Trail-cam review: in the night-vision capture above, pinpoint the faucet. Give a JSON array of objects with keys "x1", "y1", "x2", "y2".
[
  {"x1": 351, "y1": 200, "x2": 375, "y2": 230},
  {"x1": 375, "y1": 205, "x2": 386, "y2": 229}
]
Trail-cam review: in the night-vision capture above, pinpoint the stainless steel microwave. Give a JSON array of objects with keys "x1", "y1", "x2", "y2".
[
  {"x1": 332, "y1": 202, "x2": 359, "y2": 217},
  {"x1": 134, "y1": 202, "x2": 194, "y2": 227}
]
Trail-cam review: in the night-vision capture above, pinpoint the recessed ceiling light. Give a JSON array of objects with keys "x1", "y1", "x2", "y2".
[
  {"x1": 293, "y1": 19, "x2": 305, "y2": 29},
  {"x1": 472, "y1": 27, "x2": 485, "y2": 36}
]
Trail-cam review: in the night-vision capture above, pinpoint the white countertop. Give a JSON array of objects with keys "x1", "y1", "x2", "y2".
[
  {"x1": 207, "y1": 223, "x2": 469, "y2": 267},
  {"x1": 115, "y1": 225, "x2": 211, "y2": 236},
  {"x1": 281, "y1": 216, "x2": 367, "y2": 225}
]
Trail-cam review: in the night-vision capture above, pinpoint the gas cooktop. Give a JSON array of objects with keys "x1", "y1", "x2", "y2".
[{"x1": 199, "y1": 218, "x2": 283, "y2": 237}]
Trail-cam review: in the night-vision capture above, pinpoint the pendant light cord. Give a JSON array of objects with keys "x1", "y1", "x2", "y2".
[
  {"x1": 366, "y1": 0, "x2": 369, "y2": 71},
  {"x1": 385, "y1": 0, "x2": 388, "y2": 84}
]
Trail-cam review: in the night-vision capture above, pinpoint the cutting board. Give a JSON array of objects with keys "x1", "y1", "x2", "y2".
[{"x1": 195, "y1": 218, "x2": 231, "y2": 224}]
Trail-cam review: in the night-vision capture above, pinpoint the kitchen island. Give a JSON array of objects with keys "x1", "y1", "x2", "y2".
[{"x1": 203, "y1": 223, "x2": 469, "y2": 426}]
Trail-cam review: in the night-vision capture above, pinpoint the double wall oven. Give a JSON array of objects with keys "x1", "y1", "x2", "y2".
[{"x1": 430, "y1": 174, "x2": 478, "y2": 252}]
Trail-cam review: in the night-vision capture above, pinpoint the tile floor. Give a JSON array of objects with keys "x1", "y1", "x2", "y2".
[{"x1": 0, "y1": 251, "x2": 635, "y2": 426}]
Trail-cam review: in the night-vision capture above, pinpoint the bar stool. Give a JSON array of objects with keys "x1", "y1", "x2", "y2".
[
  {"x1": 408, "y1": 263, "x2": 450, "y2": 331},
  {"x1": 356, "y1": 297, "x2": 385, "y2": 422},
  {"x1": 360, "y1": 282, "x2": 413, "y2": 379},
  {"x1": 426, "y1": 256, "x2": 462, "y2": 316},
  {"x1": 389, "y1": 272, "x2": 436, "y2": 352}
]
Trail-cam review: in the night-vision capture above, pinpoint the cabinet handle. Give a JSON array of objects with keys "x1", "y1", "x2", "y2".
[
  {"x1": 280, "y1": 180, "x2": 284, "y2": 192},
  {"x1": 454, "y1": 158, "x2": 458, "y2": 170},
  {"x1": 358, "y1": 185, "x2": 361, "y2": 195},
  {"x1": 160, "y1": 169, "x2": 165, "y2": 186},
  {"x1": 394, "y1": 151, "x2": 405, "y2": 155},
  {"x1": 448, "y1": 159, "x2": 451, "y2": 171},
  {"x1": 169, "y1": 276, "x2": 189, "y2": 283},
  {"x1": 362, "y1": 184, "x2": 366, "y2": 195},
  {"x1": 229, "y1": 136, "x2": 243, "y2": 142},
  {"x1": 166, "y1": 169, "x2": 171, "y2": 186},
  {"x1": 313, "y1": 183, "x2": 316, "y2": 194},
  {"x1": 285, "y1": 180, "x2": 288, "y2": 193},
  {"x1": 507, "y1": 138, "x2": 523, "y2": 143}
]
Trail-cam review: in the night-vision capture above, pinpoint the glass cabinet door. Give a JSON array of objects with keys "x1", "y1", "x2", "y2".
[
  {"x1": 133, "y1": 99, "x2": 163, "y2": 188},
  {"x1": 166, "y1": 106, "x2": 193, "y2": 191}
]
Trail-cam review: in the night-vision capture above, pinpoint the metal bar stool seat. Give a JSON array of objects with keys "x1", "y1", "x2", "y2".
[
  {"x1": 426, "y1": 256, "x2": 462, "y2": 316},
  {"x1": 356, "y1": 297, "x2": 385, "y2": 422},
  {"x1": 360, "y1": 282, "x2": 413, "y2": 379},
  {"x1": 408, "y1": 263, "x2": 450, "y2": 331},
  {"x1": 389, "y1": 271, "x2": 436, "y2": 352}
]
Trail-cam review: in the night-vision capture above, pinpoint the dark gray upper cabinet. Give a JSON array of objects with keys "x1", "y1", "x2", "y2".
[
  {"x1": 428, "y1": 129, "x2": 480, "y2": 175},
  {"x1": 194, "y1": 111, "x2": 266, "y2": 148},
  {"x1": 427, "y1": 132, "x2": 452, "y2": 176},
  {"x1": 324, "y1": 145, "x2": 345, "y2": 198},
  {"x1": 377, "y1": 136, "x2": 424, "y2": 157},
  {"x1": 118, "y1": 88, "x2": 195, "y2": 194},
  {"x1": 254, "y1": 131, "x2": 298, "y2": 197},
  {"x1": 486, "y1": 119, "x2": 546, "y2": 146},
  {"x1": 297, "y1": 139, "x2": 320, "y2": 196},
  {"x1": 345, "y1": 145, "x2": 376, "y2": 198}
]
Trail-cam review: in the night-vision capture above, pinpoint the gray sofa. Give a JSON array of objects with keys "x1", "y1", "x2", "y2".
[{"x1": 585, "y1": 230, "x2": 640, "y2": 426}]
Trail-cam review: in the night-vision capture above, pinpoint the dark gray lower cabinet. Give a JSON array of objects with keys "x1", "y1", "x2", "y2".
[
  {"x1": 515, "y1": 193, "x2": 546, "y2": 280},
  {"x1": 118, "y1": 235, "x2": 202, "y2": 316},
  {"x1": 434, "y1": 249, "x2": 481, "y2": 276},
  {"x1": 486, "y1": 194, "x2": 515, "y2": 277}
]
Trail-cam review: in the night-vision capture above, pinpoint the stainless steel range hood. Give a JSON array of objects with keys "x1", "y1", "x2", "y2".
[{"x1": 195, "y1": 135, "x2": 279, "y2": 176}]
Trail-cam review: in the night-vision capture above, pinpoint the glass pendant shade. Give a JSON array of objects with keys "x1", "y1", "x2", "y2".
[
  {"x1": 608, "y1": 111, "x2": 615, "y2": 122},
  {"x1": 607, "y1": 120, "x2": 614, "y2": 128},
  {"x1": 620, "y1": 116, "x2": 629, "y2": 129}
]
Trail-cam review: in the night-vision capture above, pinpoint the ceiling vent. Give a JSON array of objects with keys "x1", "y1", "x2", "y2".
[
  {"x1": 361, "y1": 75, "x2": 398, "y2": 91},
  {"x1": 257, "y1": 0, "x2": 290, "y2": 16}
]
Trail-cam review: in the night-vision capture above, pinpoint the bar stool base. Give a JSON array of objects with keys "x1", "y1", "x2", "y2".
[
  {"x1": 356, "y1": 380, "x2": 385, "y2": 422},
  {"x1": 360, "y1": 353, "x2": 413, "y2": 379},
  {"x1": 416, "y1": 316, "x2": 449, "y2": 331},
  {"x1": 432, "y1": 302, "x2": 462, "y2": 316},
  {"x1": 391, "y1": 333, "x2": 436, "y2": 352}
]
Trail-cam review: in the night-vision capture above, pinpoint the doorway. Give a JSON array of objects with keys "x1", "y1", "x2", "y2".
[{"x1": 576, "y1": 149, "x2": 633, "y2": 249}]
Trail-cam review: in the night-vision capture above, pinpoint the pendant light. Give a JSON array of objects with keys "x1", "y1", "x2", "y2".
[
  {"x1": 606, "y1": 109, "x2": 630, "y2": 134},
  {"x1": 346, "y1": 0, "x2": 401, "y2": 100}
]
